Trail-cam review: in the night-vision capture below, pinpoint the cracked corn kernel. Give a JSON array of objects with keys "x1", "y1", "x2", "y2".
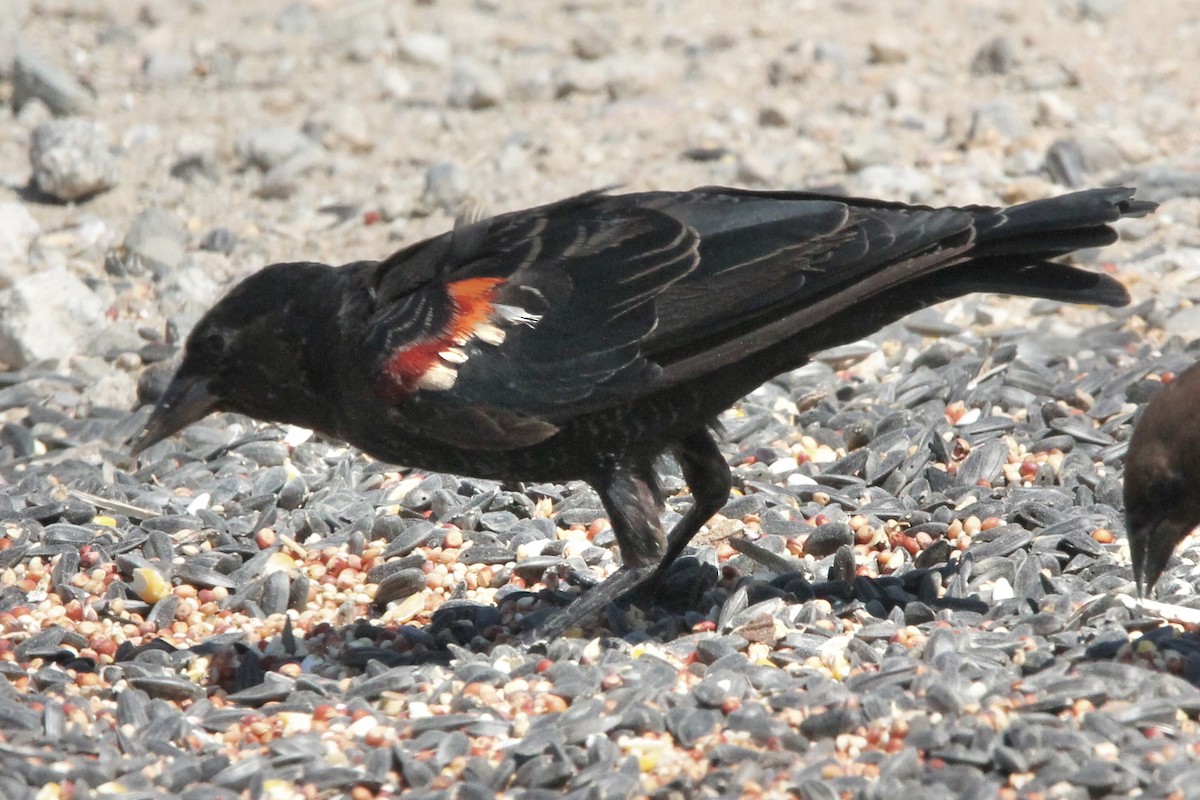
[{"x1": 130, "y1": 567, "x2": 170, "y2": 603}]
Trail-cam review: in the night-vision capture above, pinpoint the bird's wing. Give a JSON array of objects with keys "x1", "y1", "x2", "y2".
[
  {"x1": 358, "y1": 188, "x2": 985, "y2": 450},
  {"x1": 638, "y1": 189, "x2": 976, "y2": 379},
  {"x1": 358, "y1": 191, "x2": 699, "y2": 448}
]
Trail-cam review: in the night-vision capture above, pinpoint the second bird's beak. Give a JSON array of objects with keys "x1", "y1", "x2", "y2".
[
  {"x1": 1128, "y1": 516, "x2": 1172, "y2": 599},
  {"x1": 128, "y1": 375, "x2": 218, "y2": 455},
  {"x1": 1129, "y1": 524, "x2": 1150, "y2": 598}
]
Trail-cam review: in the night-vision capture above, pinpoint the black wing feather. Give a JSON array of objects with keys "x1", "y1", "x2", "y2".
[{"x1": 359, "y1": 193, "x2": 698, "y2": 446}]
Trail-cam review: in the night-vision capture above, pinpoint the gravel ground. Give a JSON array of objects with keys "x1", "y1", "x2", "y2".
[{"x1": 3, "y1": 1, "x2": 1200, "y2": 798}]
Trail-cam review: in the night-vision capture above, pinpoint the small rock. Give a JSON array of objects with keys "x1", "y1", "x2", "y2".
[
  {"x1": 971, "y1": 36, "x2": 1016, "y2": 75},
  {"x1": 303, "y1": 103, "x2": 374, "y2": 152},
  {"x1": 495, "y1": 139, "x2": 531, "y2": 176},
  {"x1": 0, "y1": 202, "x2": 41, "y2": 287},
  {"x1": 1078, "y1": 0, "x2": 1125, "y2": 20},
  {"x1": 83, "y1": 370, "x2": 138, "y2": 409},
  {"x1": 603, "y1": 57, "x2": 658, "y2": 99},
  {"x1": 1139, "y1": 96, "x2": 1190, "y2": 136},
  {"x1": 352, "y1": 34, "x2": 389, "y2": 63},
  {"x1": 138, "y1": 0, "x2": 187, "y2": 27},
  {"x1": 169, "y1": 130, "x2": 211, "y2": 158},
  {"x1": 422, "y1": 162, "x2": 469, "y2": 214},
  {"x1": 842, "y1": 135, "x2": 894, "y2": 172},
  {"x1": 12, "y1": 48, "x2": 95, "y2": 116},
  {"x1": 274, "y1": 1, "x2": 312, "y2": 32},
  {"x1": 968, "y1": 101, "x2": 1028, "y2": 143},
  {"x1": 572, "y1": 29, "x2": 614, "y2": 61},
  {"x1": 448, "y1": 63, "x2": 506, "y2": 110},
  {"x1": 1018, "y1": 62, "x2": 1076, "y2": 92},
  {"x1": 1000, "y1": 175, "x2": 1057, "y2": 204},
  {"x1": 1044, "y1": 140, "x2": 1086, "y2": 187},
  {"x1": 30, "y1": 118, "x2": 119, "y2": 201},
  {"x1": 207, "y1": 48, "x2": 238, "y2": 87},
  {"x1": 736, "y1": 152, "x2": 776, "y2": 186},
  {"x1": 0, "y1": 0, "x2": 30, "y2": 39},
  {"x1": 379, "y1": 193, "x2": 413, "y2": 222},
  {"x1": 255, "y1": 147, "x2": 329, "y2": 200},
  {"x1": 380, "y1": 68, "x2": 413, "y2": 101},
  {"x1": 123, "y1": 123, "x2": 162, "y2": 151},
  {"x1": 319, "y1": 6, "x2": 389, "y2": 64},
  {"x1": 156, "y1": 258, "x2": 223, "y2": 315},
  {"x1": 124, "y1": 206, "x2": 187, "y2": 276},
  {"x1": 1004, "y1": 148, "x2": 1043, "y2": 177},
  {"x1": 15, "y1": 96, "x2": 53, "y2": 128},
  {"x1": 510, "y1": 69, "x2": 556, "y2": 103},
  {"x1": 884, "y1": 80, "x2": 921, "y2": 113},
  {"x1": 88, "y1": 323, "x2": 145, "y2": 360},
  {"x1": 199, "y1": 228, "x2": 237, "y2": 255},
  {"x1": 1073, "y1": 135, "x2": 1124, "y2": 173},
  {"x1": 396, "y1": 33, "x2": 452, "y2": 68},
  {"x1": 1163, "y1": 305, "x2": 1200, "y2": 339},
  {"x1": 1106, "y1": 126, "x2": 1156, "y2": 164},
  {"x1": 813, "y1": 40, "x2": 847, "y2": 68},
  {"x1": 868, "y1": 35, "x2": 909, "y2": 65},
  {"x1": 142, "y1": 50, "x2": 192, "y2": 87},
  {"x1": 757, "y1": 106, "x2": 789, "y2": 128},
  {"x1": 555, "y1": 60, "x2": 609, "y2": 97},
  {"x1": 0, "y1": 268, "x2": 106, "y2": 367},
  {"x1": 235, "y1": 127, "x2": 317, "y2": 171},
  {"x1": 170, "y1": 133, "x2": 220, "y2": 184},
  {"x1": 1034, "y1": 92, "x2": 1077, "y2": 126}
]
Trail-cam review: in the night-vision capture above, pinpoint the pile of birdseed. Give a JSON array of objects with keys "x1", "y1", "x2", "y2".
[{"x1": 4, "y1": 271, "x2": 1200, "y2": 798}]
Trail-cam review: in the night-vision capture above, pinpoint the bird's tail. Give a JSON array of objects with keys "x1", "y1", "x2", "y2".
[
  {"x1": 952, "y1": 186, "x2": 1156, "y2": 307},
  {"x1": 974, "y1": 187, "x2": 1154, "y2": 249},
  {"x1": 657, "y1": 186, "x2": 1153, "y2": 387},
  {"x1": 918, "y1": 258, "x2": 1129, "y2": 307}
]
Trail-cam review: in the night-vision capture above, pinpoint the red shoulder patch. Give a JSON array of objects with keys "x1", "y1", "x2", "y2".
[
  {"x1": 375, "y1": 277, "x2": 507, "y2": 401},
  {"x1": 446, "y1": 277, "x2": 504, "y2": 344}
]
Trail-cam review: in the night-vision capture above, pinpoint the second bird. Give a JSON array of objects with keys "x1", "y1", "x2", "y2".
[
  {"x1": 1124, "y1": 361, "x2": 1200, "y2": 596},
  {"x1": 130, "y1": 185, "x2": 1154, "y2": 637}
]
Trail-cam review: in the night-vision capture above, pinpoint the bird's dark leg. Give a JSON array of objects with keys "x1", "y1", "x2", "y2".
[
  {"x1": 598, "y1": 459, "x2": 668, "y2": 569},
  {"x1": 525, "y1": 430, "x2": 730, "y2": 644},
  {"x1": 523, "y1": 459, "x2": 665, "y2": 643},
  {"x1": 658, "y1": 428, "x2": 732, "y2": 573}
]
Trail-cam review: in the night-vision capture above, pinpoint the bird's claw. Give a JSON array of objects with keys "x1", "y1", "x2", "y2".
[{"x1": 520, "y1": 565, "x2": 655, "y2": 646}]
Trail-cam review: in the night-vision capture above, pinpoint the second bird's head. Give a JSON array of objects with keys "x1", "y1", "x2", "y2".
[
  {"x1": 1123, "y1": 364, "x2": 1200, "y2": 596},
  {"x1": 130, "y1": 261, "x2": 339, "y2": 454}
]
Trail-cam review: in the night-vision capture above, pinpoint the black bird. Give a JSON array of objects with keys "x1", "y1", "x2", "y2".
[
  {"x1": 130, "y1": 185, "x2": 1153, "y2": 638},
  {"x1": 1124, "y1": 362, "x2": 1200, "y2": 595}
]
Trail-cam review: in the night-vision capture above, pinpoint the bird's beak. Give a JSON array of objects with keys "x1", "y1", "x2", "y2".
[
  {"x1": 1128, "y1": 516, "x2": 1171, "y2": 598},
  {"x1": 1129, "y1": 522, "x2": 1150, "y2": 598},
  {"x1": 128, "y1": 375, "x2": 218, "y2": 455}
]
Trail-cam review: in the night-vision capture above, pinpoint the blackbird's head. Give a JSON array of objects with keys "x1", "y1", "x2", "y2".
[
  {"x1": 130, "y1": 261, "x2": 340, "y2": 454},
  {"x1": 1123, "y1": 364, "x2": 1200, "y2": 595}
]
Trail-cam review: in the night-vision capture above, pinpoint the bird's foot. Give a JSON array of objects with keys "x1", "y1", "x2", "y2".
[{"x1": 521, "y1": 565, "x2": 655, "y2": 647}]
